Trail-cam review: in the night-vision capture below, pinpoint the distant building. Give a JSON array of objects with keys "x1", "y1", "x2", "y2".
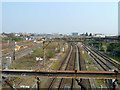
[
  {"x1": 72, "y1": 32, "x2": 78, "y2": 36},
  {"x1": 94, "y1": 33, "x2": 105, "y2": 37}
]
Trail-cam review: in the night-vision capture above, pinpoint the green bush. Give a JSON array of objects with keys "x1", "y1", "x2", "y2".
[
  {"x1": 32, "y1": 47, "x2": 43, "y2": 58},
  {"x1": 107, "y1": 43, "x2": 120, "y2": 57},
  {"x1": 32, "y1": 46, "x2": 56, "y2": 59},
  {"x1": 3, "y1": 37, "x2": 9, "y2": 40},
  {"x1": 56, "y1": 48, "x2": 60, "y2": 53},
  {"x1": 11, "y1": 36, "x2": 23, "y2": 41},
  {"x1": 48, "y1": 51, "x2": 55, "y2": 58},
  {"x1": 3, "y1": 36, "x2": 23, "y2": 42},
  {"x1": 32, "y1": 43, "x2": 62, "y2": 59}
]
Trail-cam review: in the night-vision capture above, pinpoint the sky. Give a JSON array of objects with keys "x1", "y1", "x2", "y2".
[{"x1": 2, "y1": 2, "x2": 118, "y2": 35}]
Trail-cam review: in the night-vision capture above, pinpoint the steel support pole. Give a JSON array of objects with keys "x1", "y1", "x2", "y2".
[
  {"x1": 113, "y1": 70, "x2": 119, "y2": 90},
  {"x1": 12, "y1": 40, "x2": 15, "y2": 69},
  {"x1": 37, "y1": 77, "x2": 41, "y2": 90},
  {"x1": 113, "y1": 80, "x2": 118, "y2": 90},
  {"x1": 13, "y1": 40, "x2": 15, "y2": 60},
  {"x1": 75, "y1": 79, "x2": 86, "y2": 90},
  {"x1": 43, "y1": 41, "x2": 45, "y2": 66},
  {"x1": 58, "y1": 43, "x2": 60, "y2": 49}
]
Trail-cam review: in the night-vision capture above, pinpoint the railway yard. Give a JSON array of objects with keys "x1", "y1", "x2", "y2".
[
  {"x1": 1, "y1": 1, "x2": 120, "y2": 89},
  {"x1": 1, "y1": 39, "x2": 120, "y2": 89}
]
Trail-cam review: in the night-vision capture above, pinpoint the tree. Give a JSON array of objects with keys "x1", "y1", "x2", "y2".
[
  {"x1": 102, "y1": 42, "x2": 109, "y2": 53},
  {"x1": 7, "y1": 33, "x2": 15, "y2": 37},
  {"x1": 113, "y1": 47, "x2": 120, "y2": 57},
  {"x1": 2, "y1": 32, "x2": 8, "y2": 35},
  {"x1": 107, "y1": 43, "x2": 120, "y2": 57},
  {"x1": 85, "y1": 32, "x2": 88, "y2": 36},
  {"x1": 89, "y1": 33, "x2": 92, "y2": 36}
]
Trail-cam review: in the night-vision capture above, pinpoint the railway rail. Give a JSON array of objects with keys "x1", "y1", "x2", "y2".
[
  {"x1": 48, "y1": 45, "x2": 73, "y2": 89},
  {"x1": 82, "y1": 43, "x2": 120, "y2": 88},
  {"x1": 87, "y1": 45, "x2": 120, "y2": 70},
  {"x1": 71, "y1": 46, "x2": 76, "y2": 89},
  {"x1": 2, "y1": 42, "x2": 120, "y2": 89},
  {"x1": 58, "y1": 45, "x2": 76, "y2": 89},
  {"x1": 83, "y1": 45, "x2": 113, "y2": 71},
  {"x1": 77, "y1": 44, "x2": 92, "y2": 89},
  {"x1": 49, "y1": 45, "x2": 74, "y2": 89},
  {"x1": 77, "y1": 46, "x2": 81, "y2": 71},
  {"x1": 1, "y1": 43, "x2": 42, "y2": 60}
]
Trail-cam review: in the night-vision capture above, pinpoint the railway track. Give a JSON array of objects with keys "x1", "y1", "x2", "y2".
[
  {"x1": 83, "y1": 45, "x2": 113, "y2": 71},
  {"x1": 1, "y1": 40, "x2": 33, "y2": 53},
  {"x1": 2, "y1": 40, "x2": 33, "y2": 48},
  {"x1": 87, "y1": 45, "x2": 120, "y2": 70},
  {"x1": 48, "y1": 45, "x2": 73, "y2": 89},
  {"x1": 57, "y1": 45, "x2": 77, "y2": 89},
  {"x1": 1, "y1": 43, "x2": 42, "y2": 60},
  {"x1": 77, "y1": 44, "x2": 92, "y2": 89},
  {"x1": 71, "y1": 45, "x2": 76, "y2": 89},
  {"x1": 83, "y1": 45, "x2": 110, "y2": 88},
  {"x1": 77, "y1": 46, "x2": 81, "y2": 71},
  {"x1": 82, "y1": 44, "x2": 120, "y2": 88},
  {"x1": 48, "y1": 44, "x2": 80, "y2": 89}
]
